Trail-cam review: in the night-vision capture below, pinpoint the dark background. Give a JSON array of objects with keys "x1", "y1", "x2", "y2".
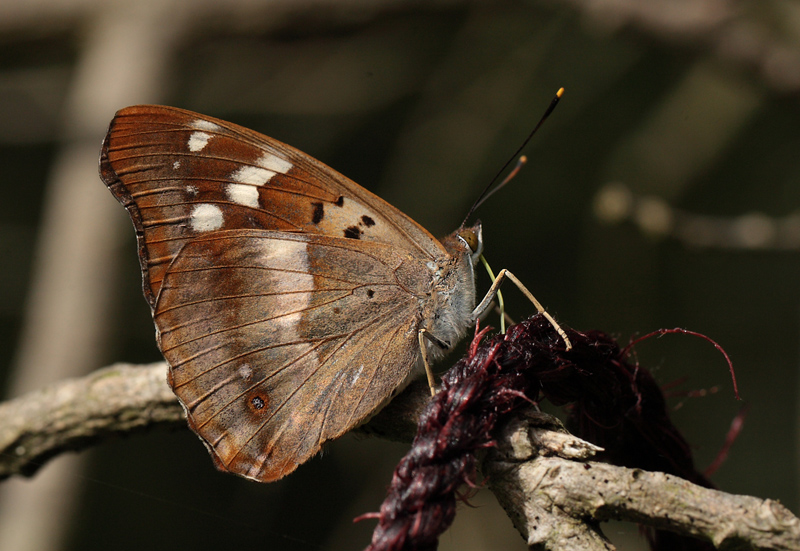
[{"x1": 0, "y1": 1, "x2": 797, "y2": 550}]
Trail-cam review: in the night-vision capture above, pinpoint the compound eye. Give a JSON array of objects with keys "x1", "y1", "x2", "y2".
[{"x1": 458, "y1": 229, "x2": 479, "y2": 252}]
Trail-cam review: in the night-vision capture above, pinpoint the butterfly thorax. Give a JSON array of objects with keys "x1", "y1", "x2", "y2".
[{"x1": 422, "y1": 224, "x2": 482, "y2": 362}]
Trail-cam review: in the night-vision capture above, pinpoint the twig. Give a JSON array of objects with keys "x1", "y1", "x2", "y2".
[
  {"x1": 0, "y1": 362, "x2": 422, "y2": 481},
  {"x1": 485, "y1": 411, "x2": 613, "y2": 551},
  {"x1": 485, "y1": 410, "x2": 800, "y2": 551},
  {"x1": 0, "y1": 363, "x2": 183, "y2": 479}
]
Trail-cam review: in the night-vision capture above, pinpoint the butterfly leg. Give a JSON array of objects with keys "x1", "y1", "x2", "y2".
[
  {"x1": 471, "y1": 269, "x2": 572, "y2": 350},
  {"x1": 418, "y1": 329, "x2": 450, "y2": 396}
]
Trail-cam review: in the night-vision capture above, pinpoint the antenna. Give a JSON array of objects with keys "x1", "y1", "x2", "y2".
[
  {"x1": 470, "y1": 155, "x2": 527, "y2": 213},
  {"x1": 460, "y1": 87, "x2": 564, "y2": 228}
]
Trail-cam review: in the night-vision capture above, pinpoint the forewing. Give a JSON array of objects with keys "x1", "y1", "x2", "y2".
[
  {"x1": 157, "y1": 230, "x2": 428, "y2": 482},
  {"x1": 100, "y1": 104, "x2": 445, "y2": 308}
]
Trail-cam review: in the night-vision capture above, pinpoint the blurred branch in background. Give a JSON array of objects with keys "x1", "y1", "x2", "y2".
[
  {"x1": 555, "y1": 0, "x2": 800, "y2": 94},
  {"x1": 0, "y1": 364, "x2": 797, "y2": 551},
  {"x1": 0, "y1": 2, "x2": 183, "y2": 550},
  {"x1": 595, "y1": 181, "x2": 800, "y2": 249}
]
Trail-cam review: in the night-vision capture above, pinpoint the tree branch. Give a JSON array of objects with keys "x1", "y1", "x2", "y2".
[
  {"x1": 0, "y1": 363, "x2": 797, "y2": 550},
  {"x1": 0, "y1": 362, "x2": 183, "y2": 478},
  {"x1": 485, "y1": 411, "x2": 800, "y2": 551}
]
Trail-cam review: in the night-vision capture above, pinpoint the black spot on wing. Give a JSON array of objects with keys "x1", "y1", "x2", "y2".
[
  {"x1": 344, "y1": 226, "x2": 362, "y2": 239},
  {"x1": 367, "y1": 289, "x2": 374, "y2": 298},
  {"x1": 361, "y1": 215, "x2": 375, "y2": 227},
  {"x1": 335, "y1": 196, "x2": 344, "y2": 207},
  {"x1": 245, "y1": 390, "x2": 269, "y2": 415},
  {"x1": 311, "y1": 202, "x2": 324, "y2": 224}
]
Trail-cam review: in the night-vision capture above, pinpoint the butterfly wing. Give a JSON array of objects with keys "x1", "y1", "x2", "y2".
[
  {"x1": 100, "y1": 106, "x2": 447, "y2": 481},
  {"x1": 100, "y1": 104, "x2": 446, "y2": 308},
  {"x1": 158, "y1": 230, "x2": 427, "y2": 482}
]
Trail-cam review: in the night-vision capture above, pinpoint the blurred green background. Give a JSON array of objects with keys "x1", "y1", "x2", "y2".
[{"x1": 1, "y1": 1, "x2": 798, "y2": 550}]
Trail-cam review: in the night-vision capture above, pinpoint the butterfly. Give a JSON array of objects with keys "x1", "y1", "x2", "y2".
[{"x1": 100, "y1": 105, "x2": 569, "y2": 482}]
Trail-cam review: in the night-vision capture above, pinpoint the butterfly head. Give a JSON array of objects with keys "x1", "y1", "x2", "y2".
[{"x1": 447, "y1": 223, "x2": 483, "y2": 266}]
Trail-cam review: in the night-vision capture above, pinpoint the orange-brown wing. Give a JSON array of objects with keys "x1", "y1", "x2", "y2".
[
  {"x1": 100, "y1": 104, "x2": 445, "y2": 308},
  {"x1": 158, "y1": 230, "x2": 428, "y2": 482}
]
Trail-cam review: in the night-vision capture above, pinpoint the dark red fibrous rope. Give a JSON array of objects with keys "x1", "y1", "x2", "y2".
[{"x1": 359, "y1": 314, "x2": 736, "y2": 551}]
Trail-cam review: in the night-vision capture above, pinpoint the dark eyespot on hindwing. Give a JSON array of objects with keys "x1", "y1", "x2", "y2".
[
  {"x1": 246, "y1": 391, "x2": 269, "y2": 415},
  {"x1": 251, "y1": 396, "x2": 266, "y2": 409}
]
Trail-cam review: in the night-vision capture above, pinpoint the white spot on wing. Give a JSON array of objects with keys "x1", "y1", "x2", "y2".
[
  {"x1": 190, "y1": 204, "x2": 223, "y2": 232},
  {"x1": 231, "y1": 165, "x2": 276, "y2": 186},
  {"x1": 188, "y1": 131, "x2": 211, "y2": 152},
  {"x1": 191, "y1": 119, "x2": 220, "y2": 132},
  {"x1": 238, "y1": 364, "x2": 253, "y2": 382},
  {"x1": 260, "y1": 239, "x2": 313, "y2": 338},
  {"x1": 226, "y1": 183, "x2": 260, "y2": 208},
  {"x1": 256, "y1": 153, "x2": 293, "y2": 174},
  {"x1": 173, "y1": 160, "x2": 181, "y2": 169},
  {"x1": 185, "y1": 185, "x2": 198, "y2": 196},
  {"x1": 229, "y1": 154, "x2": 293, "y2": 186},
  {"x1": 351, "y1": 364, "x2": 365, "y2": 385}
]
